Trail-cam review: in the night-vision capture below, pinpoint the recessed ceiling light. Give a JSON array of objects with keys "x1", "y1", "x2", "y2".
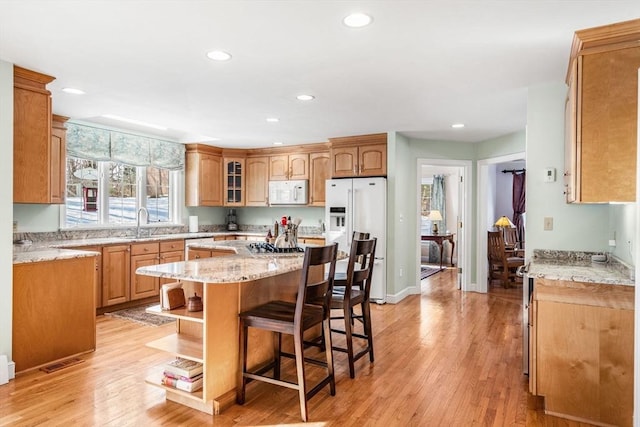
[
  {"x1": 62, "y1": 87, "x2": 85, "y2": 95},
  {"x1": 273, "y1": 141, "x2": 283, "y2": 146},
  {"x1": 451, "y1": 123, "x2": 465, "y2": 129},
  {"x1": 206, "y1": 50, "x2": 232, "y2": 61},
  {"x1": 266, "y1": 117, "x2": 279, "y2": 123},
  {"x1": 343, "y1": 13, "x2": 373, "y2": 28},
  {"x1": 102, "y1": 114, "x2": 168, "y2": 131},
  {"x1": 296, "y1": 94, "x2": 315, "y2": 101}
]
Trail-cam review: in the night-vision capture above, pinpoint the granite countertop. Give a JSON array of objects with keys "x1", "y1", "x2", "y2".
[
  {"x1": 135, "y1": 240, "x2": 343, "y2": 283},
  {"x1": 528, "y1": 250, "x2": 634, "y2": 286},
  {"x1": 12, "y1": 231, "x2": 326, "y2": 264}
]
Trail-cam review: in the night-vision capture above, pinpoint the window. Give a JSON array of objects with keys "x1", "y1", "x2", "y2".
[
  {"x1": 63, "y1": 122, "x2": 185, "y2": 228},
  {"x1": 64, "y1": 158, "x2": 177, "y2": 228}
]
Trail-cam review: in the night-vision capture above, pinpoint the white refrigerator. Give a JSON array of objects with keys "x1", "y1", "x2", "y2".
[{"x1": 325, "y1": 177, "x2": 387, "y2": 303}]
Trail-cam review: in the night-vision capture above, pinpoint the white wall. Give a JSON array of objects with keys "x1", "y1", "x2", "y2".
[{"x1": 0, "y1": 60, "x2": 14, "y2": 377}]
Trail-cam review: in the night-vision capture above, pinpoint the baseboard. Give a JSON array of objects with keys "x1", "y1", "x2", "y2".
[
  {"x1": 385, "y1": 285, "x2": 418, "y2": 304},
  {"x1": 9, "y1": 361, "x2": 15, "y2": 380}
]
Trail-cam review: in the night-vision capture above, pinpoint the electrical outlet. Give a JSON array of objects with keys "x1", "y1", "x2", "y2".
[{"x1": 543, "y1": 217, "x2": 553, "y2": 231}]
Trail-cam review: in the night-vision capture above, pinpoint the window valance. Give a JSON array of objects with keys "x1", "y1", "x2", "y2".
[{"x1": 66, "y1": 123, "x2": 185, "y2": 170}]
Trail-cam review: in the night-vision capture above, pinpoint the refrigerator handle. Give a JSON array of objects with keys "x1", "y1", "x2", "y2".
[{"x1": 347, "y1": 188, "x2": 353, "y2": 246}]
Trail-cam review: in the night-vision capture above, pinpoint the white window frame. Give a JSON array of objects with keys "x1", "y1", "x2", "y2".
[{"x1": 60, "y1": 160, "x2": 183, "y2": 229}]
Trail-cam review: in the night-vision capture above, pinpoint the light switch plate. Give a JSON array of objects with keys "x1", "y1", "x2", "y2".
[{"x1": 544, "y1": 217, "x2": 553, "y2": 231}]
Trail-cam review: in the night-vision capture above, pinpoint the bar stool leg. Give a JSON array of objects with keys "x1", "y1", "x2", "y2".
[
  {"x1": 344, "y1": 305, "x2": 356, "y2": 379},
  {"x1": 293, "y1": 331, "x2": 309, "y2": 422},
  {"x1": 362, "y1": 302, "x2": 374, "y2": 362},
  {"x1": 273, "y1": 332, "x2": 281, "y2": 380}
]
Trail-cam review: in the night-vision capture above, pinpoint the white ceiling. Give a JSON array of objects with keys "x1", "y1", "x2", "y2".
[{"x1": 1, "y1": 1, "x2": 638, "y2": 148}]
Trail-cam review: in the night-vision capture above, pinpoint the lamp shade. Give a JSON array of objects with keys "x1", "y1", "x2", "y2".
[
  {"x1": 494, "y1": 215, "x2": 515, "y2": 228},
  {"x1": 427, "y1": 210, "x2": 443, "y2": 221}
]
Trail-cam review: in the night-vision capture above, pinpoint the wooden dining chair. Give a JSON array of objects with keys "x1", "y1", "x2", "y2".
[
  {"x1": 488, "y1": 231, "x2": 524, "y2": 288},
  {"x1": 503, "y1": 227, "x2": 519, "y2": 250},
  {"x1": 329, "y1": 237, "x2": 377, "y2": 378},
  {"x1": 236, "y1": 243, "x2": 338, "y2": 422}
]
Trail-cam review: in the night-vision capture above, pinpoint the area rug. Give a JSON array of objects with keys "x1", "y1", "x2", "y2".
[
  {"x1": 104, "y1": 305, "x2": 175, "y2": 327},
  {"x1": 421, "y1": 266, "x2": 442, "y2": 280}
]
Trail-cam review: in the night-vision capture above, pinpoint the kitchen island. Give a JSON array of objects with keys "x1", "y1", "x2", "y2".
[
  {"x1": 135, "y1": 240, "x2": 337, "y2": 415},
  {"x1": 527, "y1": 250, "x2": 634, "y2": 427}
]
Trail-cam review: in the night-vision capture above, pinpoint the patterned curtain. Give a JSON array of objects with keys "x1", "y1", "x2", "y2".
[
  {"x1": 66, "y1": 123, "x2": 185, "y2": 170},
  {"x1": 429, "y1": 175, "x2": 447, "y2": 262}
]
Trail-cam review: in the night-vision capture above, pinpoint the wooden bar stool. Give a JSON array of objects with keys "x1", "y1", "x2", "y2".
[
  {"x1": 237, "y1": 243, "x2": 338, "y2": 422},
  {"x1": 330, "y1": 237, "x2": 377, "y2": 379}
]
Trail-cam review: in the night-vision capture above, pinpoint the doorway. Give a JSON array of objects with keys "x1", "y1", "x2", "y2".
[
  {"x1": 415, "y1": 159, "x2": 472, "y2": 292},
  {"x1": 476, "y1": 152, "x2": 526, "y2": 294}
]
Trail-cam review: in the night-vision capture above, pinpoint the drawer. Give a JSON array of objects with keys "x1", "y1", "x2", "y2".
[
  {"x1": 131, "y1": 242, "x2": 159, "y2": 256},
  {"x1": 160, "y1": 239, "x2": 185, "y2": 252}
]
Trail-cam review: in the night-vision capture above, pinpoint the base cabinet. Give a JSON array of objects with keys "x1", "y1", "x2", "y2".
[
  {"x1": 103, "y1": 239, "x2": 185, "y2": 307},
  {"x1": 530, "y1": 278, "x2": 634, "y2": 426},
  {"x1": 13, "y1": 256, "x2": 97, "y2": 372}
]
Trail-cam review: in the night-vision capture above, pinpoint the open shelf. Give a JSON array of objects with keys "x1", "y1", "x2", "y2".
[
  {"x1": 146, "y1": 304, "x2": 204, "y2": 323},
  {"x1": 146, "y1": 333, "x2": 203, "y2": 362}
]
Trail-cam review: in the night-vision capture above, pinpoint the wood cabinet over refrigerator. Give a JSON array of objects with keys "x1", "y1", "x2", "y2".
[
  {"x1": 329, "y1": 133, "x2": 387, "y2": 178},
  {"x1": 564, "y1": 18, "x2": 640, "y2": 203},
  {"x1": 14, "y1": 65, "x2": 68, "y2": 204}
]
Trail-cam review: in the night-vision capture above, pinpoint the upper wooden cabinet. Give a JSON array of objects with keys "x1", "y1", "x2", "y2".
[
  {"x1": 564, "y1": 19, "x2": 640, "y2": 203},
  {"x1": 329, "y1": 133, "x2": 387, "y2": 178},
  {"x1": 224, "y1": 156, "x2": 245, "y2": 206},
  {"x1": 309, "y1": 151, "x2": 330, "y2": 206},
  {"x1": 13, "y1": 65, "x2": 67, "y2": 204},
  {"x1": 185, "y1": 144, "x2": 223, "y2": 207},
  {"x1": 269, "y1": 153, "x2": 309, "y2": 180},
  {"x1": 246, "y1": 156, "x2": 269, "y2": 206}
]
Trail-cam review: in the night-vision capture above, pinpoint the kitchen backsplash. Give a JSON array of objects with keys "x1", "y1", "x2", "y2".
[{"x1": 13, "y1": 224, "x2": 323, "y2": 243}]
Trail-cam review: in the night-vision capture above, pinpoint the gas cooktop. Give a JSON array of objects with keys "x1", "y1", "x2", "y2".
[{"x1": 246, "y1": 242, "x2": 304, "y2": 254}]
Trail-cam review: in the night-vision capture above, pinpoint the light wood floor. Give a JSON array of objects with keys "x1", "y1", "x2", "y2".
[{"x1": 0, "y1": 269, "x2": 595, "y2": 426}]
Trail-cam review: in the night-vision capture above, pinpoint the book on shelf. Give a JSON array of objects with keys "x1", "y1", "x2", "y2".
[
  {"x1": 160, "y1": 282, "x2": 184, "y2": 310},
  {"x1": 161, "y1": 374, "x2": 203, "y2": 393},
  {"x1": 164, "y1": 357, "x2": 203, "y2": 378},
  {"x1": 163, "y1": 371, "x2": 203, "y2": 383}
]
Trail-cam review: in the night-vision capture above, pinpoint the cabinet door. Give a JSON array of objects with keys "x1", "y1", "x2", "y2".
[
  {"x1": 130, "y1": 252, "x2": 160, "y2": 300},
  {"x1": 359, "y1": 143, "x2": 387, "y2": 177},
  {"x1": 102, "y1": 244, "x2": 131, "y2": 306},
  {"x1": 269, "y1": 155, "x2": 289, "y2": 180},
  {"x1": 159, "y1": 250, "x2": 184, "y2": 285},
  {"x1": 50, "y1": 117, "x2": 67, "y2": 204},
  {"x1": 13, "y1": 68, "x2": 54, "y2": 203},
  {"x1": 69, "y1": 245, "x2": 102, "y2": 309},
  {"x1": 186, "y1": 149, "x2": 222, "y2": 207},
  {"x1": 579, "y1": 47, "x2": 640, "y2": 202},
  {"x1": 288, "y1": 153, "x2": 309, "y2": 180},
  {"x1": 331, "y1": 146, "x2": 358, "y2": 178},
  {"x1": 564, "y1": 62, "x2": 578, "y2": 203},
  {"x1": 246, "y1": 157, "x2": 269, "y2": 206},
  {"x1": 309, "y1": 151, "x2": 329, "y2": 206},
  {"x1": 224, "y1": 158, "x2": 245, "y2": 206}
]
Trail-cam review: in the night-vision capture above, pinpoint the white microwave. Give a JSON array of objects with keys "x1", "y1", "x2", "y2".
[{"x1": 268, "y1": 180, "x2": 308, "y2": 205}]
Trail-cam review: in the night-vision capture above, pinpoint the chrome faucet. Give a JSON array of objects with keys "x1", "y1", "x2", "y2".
[{"x1": 136, "y1": 207, "x2": 149, "y2": 238}]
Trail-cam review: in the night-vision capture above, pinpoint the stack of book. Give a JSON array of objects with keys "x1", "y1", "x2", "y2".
[{"x1": 161, "y1": 357, "x2": 203, "y2": 393}]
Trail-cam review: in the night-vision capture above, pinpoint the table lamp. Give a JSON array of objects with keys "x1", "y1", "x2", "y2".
[
  {"x1": 494, "y1": 215, "x2": 515, "y2": 240},
  {"x1": 427, "y1": 210, "x2": 443, "y2": 234}
]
